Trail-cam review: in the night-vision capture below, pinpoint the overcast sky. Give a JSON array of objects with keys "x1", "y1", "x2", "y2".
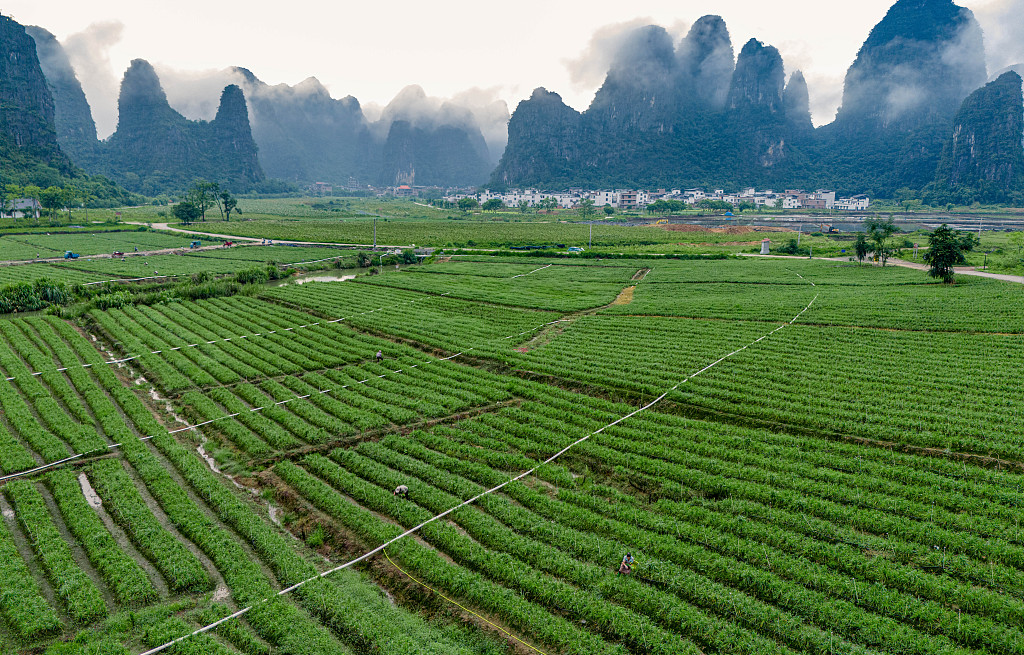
[{"x1": 7, "y1": 0, "x2": 1023, "y2": 137}]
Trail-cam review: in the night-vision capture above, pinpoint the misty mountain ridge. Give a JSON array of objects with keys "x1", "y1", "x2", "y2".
[
  {"x1": 27, "y1": 33, "x2": 505, "y2": 191},
  {"x1": 493, "y1": 0, "x2": 1024, "y2": 203},
  {"x1": 492, "y1": 17, "x2": 816, "y2": 190},
  {"x1": 0, "y1": 16, "x2": 134, "y2": 203},
  {"x1": 104, "y1": 59, "x2": 265, "y2": 195},
  {"x1": 15, "y1": 0, "x2": 1024, "y2": 200},
  {"x1": 930, "y1": 70, "x2": 1024, "y2": 203}
]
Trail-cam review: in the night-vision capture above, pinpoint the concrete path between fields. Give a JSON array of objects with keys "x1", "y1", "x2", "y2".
[{"x1": 738, "y1": 252, "x2": 1024, "y2": 284}]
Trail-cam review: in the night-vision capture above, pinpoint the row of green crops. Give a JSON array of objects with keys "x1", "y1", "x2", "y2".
[
  {"x1": 0, "y1": 505, "x2": 62, "y2": 639},
  {"x1": 266, "y1": 269, "x2": 1024, "y2": 463},
  {"x1": 601, "y1": 275, "x2": 1024, "y2": 333},
  {"x1": 1, "y1": 230, "x2": 200, "y2": 259},
  {"x1": 418, "y1": 259, "x2": 640, "y2": 282},
  {"x1": 181, "y1": 356, "x2": 514, "y2": 460},
  {"x1": 0, "y1": 263, "x2": 114, "y2": 285},
  {"x1": 47, "y1": 468, "x2": 157, "y2": 605},
  {"x1": 4, "y1": 480, "x2": 108, "y2": 623},
  {"x1": 358, "y1": 269, "x2": 627, "y2": 311},
  {"x1": 274, "y1": 376, "x2": 1024, "y2": 655},
  {"x1": 0, "y1": 311, "x2": 511, "y2": 654},
  {"x1": 263, "y1": 281, "x2": 561, "y2": 352},
  {"x1": 88, "y1": 459, "x2": 211, "y2": 593},
  {"x1": 89, "y1": 295, "x2": 473, "y2": 394}
]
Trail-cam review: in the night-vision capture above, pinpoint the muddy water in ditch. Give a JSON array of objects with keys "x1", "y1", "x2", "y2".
[{"x1": 266, "y1": 267, "x2": 371, "y2": 287}]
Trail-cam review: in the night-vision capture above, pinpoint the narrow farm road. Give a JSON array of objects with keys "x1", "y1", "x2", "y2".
[
  {"x1": 887, "y1": 257, "x2": 1024, "y2": 283},
  {"x1": 739, "y1": 252, "x2": 1024, "y2": 284}
]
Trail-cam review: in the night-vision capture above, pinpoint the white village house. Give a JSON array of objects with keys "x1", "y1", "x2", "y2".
[
  {"x1": 2, "y1": 198, "x2": 42, "y2": 219},
  {"x1": 446, "y1": 186, "x2": 869, "y2": 211}
]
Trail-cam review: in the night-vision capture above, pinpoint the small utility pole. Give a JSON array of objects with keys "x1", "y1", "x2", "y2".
[
  {"x1": 373, "y1": 215, "x2": 377, "y2": 251},
  {"x1": 589, "y1": 223, "x2": 592, "y2": 248}
]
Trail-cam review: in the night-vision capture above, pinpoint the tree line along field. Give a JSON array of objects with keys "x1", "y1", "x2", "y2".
[{"x1": 0, "y1": 254, "x2": 1022, "y2": 654}]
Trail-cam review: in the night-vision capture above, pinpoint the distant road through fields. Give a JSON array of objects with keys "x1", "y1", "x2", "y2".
[{"x1": 739, "y1": 252, "x2": 1024, "y2": 284}]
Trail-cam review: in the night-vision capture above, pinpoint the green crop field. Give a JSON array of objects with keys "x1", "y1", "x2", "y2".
[
  {"x1": 0, "y1": 244, "x2": 364, "y2": 289},
  {"x1": 164, "y1": 207, "x2": 811, "y2": 253},
  {"x1": 0, "y1": 229, "x2": 202, "y2": 260},
  {"x1": 184, "y1": 245, "x2": 358, "y2": 265},
  {"x1": 0, "y1": 314, "x2": 514, "y2": 655},
  {"x1": 1, "y1": 251, "x2": 1022, "y2": 655},
  {"x1": 0, "y1": 263, "x2": 116, "y2": 285}
]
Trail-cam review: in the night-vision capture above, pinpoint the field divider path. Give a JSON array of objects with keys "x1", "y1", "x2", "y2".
[
  {"x1": 0, "y1": 317, "x2": 571, "y2": 485},
  {"x1": 509, "y1": 264, "x2": 552, "y2": 279},
  {"x1": 788, "y1": 270, "x2": 816, "y2": 287},
  {"x1": 1, "y1": 293, "x2": 452, "y2": 383},
  {"x1": 513, "y1": 269, "x2": 653, "y2": 352},
  {"x1": 82, "y1": 274, "x2": 183, "y2": 286},
  {"x1": 273, "y1": 254, "x2": 353, "y2": 268},
  {"x1": 138, "y1": 291, "x2": 819, "y2": 655}
]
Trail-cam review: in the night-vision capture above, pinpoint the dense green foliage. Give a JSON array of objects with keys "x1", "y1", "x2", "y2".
[
  {"x1": 923, "y1": 224, "x2": 978, "y2": 282},
  {"x1": 0, "y1": 278, "x2": 73, "y2": 313},
  {"x1": 0, "y1": 17, "x2": 139, "y2": 205},
  {"x1": 927, "y1": 71, "x2": 1024, "y2": 205},
  {"x1": 4, "y1": 480, "x2": 108, "y2": 623}
]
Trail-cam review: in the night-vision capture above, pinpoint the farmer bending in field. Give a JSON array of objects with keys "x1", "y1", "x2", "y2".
[
  {"x1": 376, "y1": 350, "x2": 383, "y2": 363},
  {"x1": 618, "y1": 553, "x2": 634, "y2": 575},
  {"x1": 393, "y1": 484, "x2": 409, "y2": 498}
]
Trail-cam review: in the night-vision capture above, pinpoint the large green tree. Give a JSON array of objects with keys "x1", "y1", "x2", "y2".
[
  {"x1": 865, "y1": 217, "x2": 899, "y2": 266},
  {"x1": 218, "y1": 191, "x2": 238, "y2": 221},
  {"x1": 923, "y1": 224, "x2": 978, "y2": 283},
  {"x1": 38, "y1": 186, "x2": 64, "y2": 219},
  {"x1": 172, "y1": 200, "x2": 200, "y2": 226},
  {"x1": 187, "y1": 180, "x2": 220, "y2": 221},
  {"x1": 854, "y1": 233, "x2": 869, "y2": 264}
]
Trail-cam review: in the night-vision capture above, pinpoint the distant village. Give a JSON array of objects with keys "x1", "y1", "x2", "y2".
[
  {"x1": 436, "y1": 188, "x2": 871, "y2": 212},
  {"x1": 306, "y1": 180, "x2": 871, "y2": 211}
]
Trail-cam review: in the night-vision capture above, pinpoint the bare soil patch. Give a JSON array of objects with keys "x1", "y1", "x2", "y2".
[{"x1": 611, "y1": 286, "x2": 635, "y2": 305}]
